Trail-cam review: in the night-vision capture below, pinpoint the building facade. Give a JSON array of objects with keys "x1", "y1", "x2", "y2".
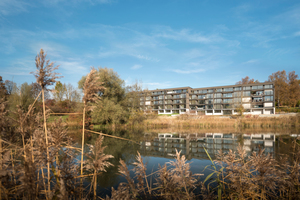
[{"x1": 139, "y1": 82, "x2": 275, "y2": 115}]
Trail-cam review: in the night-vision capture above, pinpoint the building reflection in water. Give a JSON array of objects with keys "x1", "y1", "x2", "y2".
[{"x1": 139, "y1": 133, "x2": 276, "y2": 160}]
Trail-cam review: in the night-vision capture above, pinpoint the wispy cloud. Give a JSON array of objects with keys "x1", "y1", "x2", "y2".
[
  {"x1": 295, "y1": 31, "x2": 300, "y2": 36},
  {"x1": 242, "y1": 59, "x2": 259, "y2": 65},
  {"x1": 153, "y1": 26, "x2": 221, "y2": 44},
  {"x1": 0, "y1": 0, "x2": 29, "y2": 16},
  {"x1": 171, "y1": 68, "x2": 206, "y2": 74},
  {"x1": 131, "y1": 64, "x2": 142, "y2": 70}
]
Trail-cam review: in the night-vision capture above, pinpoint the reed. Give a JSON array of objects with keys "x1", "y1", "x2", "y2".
[{"x1": 142, "y1": 114, "x2": 300, "y2": 130}]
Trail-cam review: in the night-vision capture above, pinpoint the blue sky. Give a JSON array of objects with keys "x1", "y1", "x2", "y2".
[{"x1": 0, "y1": 0, "x2": 299, "y2": 90}]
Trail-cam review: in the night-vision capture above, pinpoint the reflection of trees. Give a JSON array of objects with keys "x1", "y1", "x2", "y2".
[{"x1": 87, "y1": 127, "x2": 143, "y2": 188}]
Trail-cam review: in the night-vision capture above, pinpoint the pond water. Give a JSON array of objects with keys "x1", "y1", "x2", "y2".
[{"x1": 79, "y1": 128, "x2": 300, "y2": 198}]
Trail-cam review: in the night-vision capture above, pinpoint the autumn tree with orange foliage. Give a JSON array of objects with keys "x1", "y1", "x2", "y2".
[
  {"x1": 236, "y1": 76, "x2": 259, "y2": 85},
  {"x1": 288, "y1": 71, "x2": 300, "y2": 107}
]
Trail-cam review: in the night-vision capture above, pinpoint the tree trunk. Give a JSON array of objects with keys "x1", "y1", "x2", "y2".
[{"x1": 42, "y1": 88, "x2": 51, "y2": 197}]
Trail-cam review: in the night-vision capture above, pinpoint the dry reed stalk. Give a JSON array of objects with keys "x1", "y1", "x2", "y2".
[
  {"x1": 31, "y1": 49, "x2": 62, "y2": 198},
  {"x1": 42, "y1": 89, "x2": 51, "y2": 197},
  {"x1": 86, "y1": 129, "x2": 139, "y2": 144}
]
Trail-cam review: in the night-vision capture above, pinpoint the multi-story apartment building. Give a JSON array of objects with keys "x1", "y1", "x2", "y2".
[{"x1": 139, "y1": 82, "x2": 275, "y2": 115}]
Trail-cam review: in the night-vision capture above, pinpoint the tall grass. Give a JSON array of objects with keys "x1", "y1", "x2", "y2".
[{"x1": 142, "y1": 114, "x2": 300, "y2": 129}]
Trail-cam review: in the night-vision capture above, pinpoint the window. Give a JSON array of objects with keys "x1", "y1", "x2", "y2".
[
  {"x1": 234, "y1": 87, "x2": 242, "y2": 91},
  {"x1": 198, "y1": 100, "x2": 205, "y2": 104},
  {"x1": 207, "y1": 110, "x2": 213, "y2": 113},
  {"x1": 223, "y1": 87, "x2": 233, "y2": 92},
  {"x1": 216, "y1": 88, "x2": 222, "y2": 92},
  {"x1": 243, "y1": 86, "x2": 251, "y2": 90},
  {"x1": 214, "y1": 110, "x2": 221, "y2": 113},
  {"x1": 257, "y1": 85, "x2": 263, "y2": 89},
  {"x1": 252, "y1": 86, "x2": 258, "y2": 90},
  {"x1": 181, "y1": 94, "x2": 186, "y2": 98},
  {"x1": 214, "y1": 99, "x2": 222, "y2": 103},
  {"x1": 264, "y1": 96, "x2": 273, "y2": 101},
  {"x1": 223, "y1": 104, "x2": 232, "y2": 109},
  {"x1": 206, "y1": 94, "x2": 213, "y2": 98},
  {"x1": 199, "y1": 90, "x2": 207, "y2": 94},
  {"x1": 198, "y1": 95, "x2": 205, "y2": 99},
  {"x1": 234, "y1": 98, "x2": 241, "y2": 103},
  {"x1": 146, "y1": 96, "x2": 151, "y2": 100},
  {"x1": 214, "y1": 105, "x2": 222, "y2": 109},
  {"x1": 205, "y1": 99, "x2": 213, "y2": 104},
  {"x1": 223, "y1": 99, "x2": 233, "y2": 103},
  {"x1": 223, "y1": 93, "x2": 233, "y2": 98},
  {"x1": 233, "y1": 92, "x2": 241, "y2": 97},
  {"x1": 214, "y1": 93, "x2": 222, "y2": 98},
  {"x1": 264, "y1": 90, "x2": 273, "y2": 95},
  {"x1": 264, "y1": 84, "x2": 273, "y2": 89},
  {"x1": 243, "y1": 91, "x2": 251, "y2": 96},
  {"x1": 207, "y1": 89, "x2": 214, "y2": 93}
]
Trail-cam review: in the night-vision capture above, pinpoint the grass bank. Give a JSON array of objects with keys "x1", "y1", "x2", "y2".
[{"x1": 141, "y1": 114, "x2": 300, "y2": 129}]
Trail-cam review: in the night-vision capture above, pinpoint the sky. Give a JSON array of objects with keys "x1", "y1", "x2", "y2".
[{"x1": 0, "y1": 0, "x2": 299, "y2": 90}]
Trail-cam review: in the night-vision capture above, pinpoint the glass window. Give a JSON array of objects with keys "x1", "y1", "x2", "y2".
[
  {"x1": 264, "y1": 84, "x2": 273, "y2": 89},
  {"x1": 234, "y1": 98, "x2": 241, "y2": 103},
  {"x1": 257, "y1": 85, "x2": 263, "y2": 89},
  {"x1": 264, "y1": 96, "x2": 273, "y2": 101},
  {"x1": 223, "y1": 104, "x2": 232, "y2": 109},
  {"x1": 200, "y1": 90, "x2": 207, "y2": 94},
  {"x1": 252, "y1": 86, "x2": 258, "y2": 90},
  {"x1": 214, "y1": 105, "x2": 222, "y2": 109},
  {"x1": 198, "y1": 100, "x2": 205, "y2": 104},
  {"x1": 233, "y1": 92, "x2": 241, "y2": 97},
  {"x1": 243, "y1": 91, "x2": 251, "y2": 96},
  {"x1": 207, "y1": 110, "x2": 213, "y2": 113},
  {"x1": 207, "y1": 89, "x2": 214, "y2": 93},
  {"x1": 214, "y1": 99, "x2": 222, "y2": 103},
  {"x1": 243, "y1": 86, "x2": 251, "y2": 90},
  {"x1": 214, "y1": 93, "x2": 222, "y2": 98},
  {"x1": 207, "y1": 104, "x2": 213, "y2": 109},
  {"x1": 234, "y1": 87, "x2": 241, "y2": 91},
  {"x1": 223, "y1": 93, "x2": 233, "y2": 98},
  {"x1": 205, "y1": 99, "x2": 213, "y2": 104},
  {"x1": 181, "y1": 94, "x2": 186, "y2": 98},
  {"x1": 216, "y1": 88, "x2": 222, "y2": 92},
  {"x1": 264, "y1": 90, "x2": 273, "y2": 95},
  {"x1": 223, "y1": 87, "x2": 233, "y2": 92},
  {"x1": 223, "y1": 99, "x2": 233, "y2": 103},
  {"x1": 206, "y1": 94, "x2": 213, "y2": 98},
  {"x1": 198, "y1": 95, "x2": 205, "y2": 99},
  {"x1": 214, "y1": 110, "x2": 221, "y2": 113}
]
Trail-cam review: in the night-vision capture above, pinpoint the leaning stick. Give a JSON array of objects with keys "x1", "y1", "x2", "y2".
[{"x1": 85, "y1": 129, "x2": 140, "y2": 145}]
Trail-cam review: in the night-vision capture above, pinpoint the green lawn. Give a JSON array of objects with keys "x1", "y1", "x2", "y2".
[{"x1": 47, "y1": 115, "x2": 69, "y2": 122}]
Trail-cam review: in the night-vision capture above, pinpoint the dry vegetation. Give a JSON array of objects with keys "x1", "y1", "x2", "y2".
[
  {"x1": 1, "y1": 50, "x2": 300, "y2": 199},
  {"x1": 142, "y1": 114, "x2": 300, "y2": 130}
]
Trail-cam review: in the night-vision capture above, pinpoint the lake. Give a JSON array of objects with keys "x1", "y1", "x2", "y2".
[{"x1": 79, "y1": 127, "x2": 300, "y2": 198}]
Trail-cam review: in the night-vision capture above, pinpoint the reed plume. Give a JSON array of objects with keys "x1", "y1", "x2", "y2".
[
  {"x1": 81, "y1": 67, "x2": 105, "y2": 190},
  {"x1": 31, "y1": 48, "x2": 62, "y2": 198}
]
